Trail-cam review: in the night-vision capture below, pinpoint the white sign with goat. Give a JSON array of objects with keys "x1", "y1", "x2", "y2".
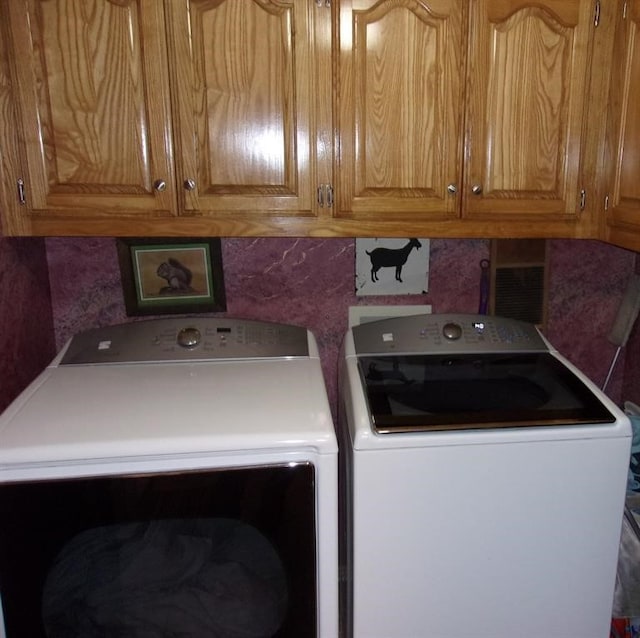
[{"x1": 355, "y1": 238, "x2": 430, "y2": 296}]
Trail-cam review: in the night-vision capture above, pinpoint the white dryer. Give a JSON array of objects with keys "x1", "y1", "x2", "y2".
[
  {"x1": 0, "y1": 318, "x2": 338, "y2": 638},
  {"x1": 340, "y1": 314, "x2": 631, "y2": 638}
]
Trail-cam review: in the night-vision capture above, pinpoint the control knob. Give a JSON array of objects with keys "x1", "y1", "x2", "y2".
[
  {"x1": 442, "y1": 322, "x2": 463, "y2": 340},
  {"x1": 177, "y1": 327, "x2": 201, "y2": 348}
]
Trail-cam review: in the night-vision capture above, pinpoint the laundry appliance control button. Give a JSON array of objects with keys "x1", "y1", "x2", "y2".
[
  {"x1": 442, "y1": 322, "x2": 463, "y2": 340},
  {"x1": 177, "y1": 327, "x2": 201, "y2": 348}
]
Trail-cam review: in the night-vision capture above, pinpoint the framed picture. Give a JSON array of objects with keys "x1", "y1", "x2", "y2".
[{"x1": 117, "y1": 238, "x2": 226, "y2": 316}]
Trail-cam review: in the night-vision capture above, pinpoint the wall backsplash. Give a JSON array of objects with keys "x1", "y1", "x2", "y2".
[
  {"x1": 44, "y1": 237, "x2": 639, "y2": 415},
  {"x1": 0, "y1": 237, "x2": 55, "y2": 412}
]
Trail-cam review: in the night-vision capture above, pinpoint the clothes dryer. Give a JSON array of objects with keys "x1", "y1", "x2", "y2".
[{"x1": 0, "y1": 318, "x2": 338, "y2": 638}]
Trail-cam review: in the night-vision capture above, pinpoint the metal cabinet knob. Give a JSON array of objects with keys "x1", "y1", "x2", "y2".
[
  {"x1": 447, "y1": 183, "x2": 457, "y2": 194},
  {"x1": 183, "y1": 178, "x2": 196, "y2": 191},
  {"x1": 153, "y1": 179, "x2": 166, "y2": 192},
  {"x1": 471, "y1": 184, "x2": 483, "y2": 195}
]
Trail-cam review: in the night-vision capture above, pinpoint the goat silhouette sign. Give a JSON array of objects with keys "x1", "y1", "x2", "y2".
[{"x1": 355, "y1": 238, "x2": 430, "y2": 296}]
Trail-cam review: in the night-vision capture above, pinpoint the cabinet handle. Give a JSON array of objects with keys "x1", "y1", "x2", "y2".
[
  {"x1": 326, "y1": 185, "x2": 334, "y2": 208},
  {"x1": 471, "y1": 184, "x2": 483, "y2": 195},
  {"x1": 447, "y1": 183, "x2": 457, "y2": 194},
  {"x1": 317, "y1": 185, "x2": 325, "y2": 208},
  {"x1": 183, "y1": 178, "x2": 196, "y2": 191},
  {"x1": 153, "y1": 179, "x2": 166, "y2": 192},
  {"x1": 16, "y1": 178, "x2": 26, "y2": 205},
  {"x1": 317, "y1": 184, "x2": 334, "y2": 208}
]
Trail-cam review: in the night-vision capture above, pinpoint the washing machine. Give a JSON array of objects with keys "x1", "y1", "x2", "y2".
[
  {"x1": 339, "y1": 313, "x2": 631, "y2": 638},
  {"x1": 0, "y1": 317, "x2": 338, "y2": 638}
]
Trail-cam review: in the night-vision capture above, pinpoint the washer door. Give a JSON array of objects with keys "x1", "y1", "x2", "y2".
[{"x1": 359, "y1": 352, "x2": 616, "y2": 433}]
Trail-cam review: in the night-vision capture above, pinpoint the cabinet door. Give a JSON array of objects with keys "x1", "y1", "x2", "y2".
[
  {"x1": 5, "y1": 0, "x2": 176, "y2": 218},
  {"x1": 167, "y1": 0, "x2": 322, "y2": 218},
  {"x1": 335, "y1": 0, "x2": 465, "y2": 221},
  {"x1": 605, "y1": 0, "x2": 640, "y2": 232},
  {"x1": 464, "y1": 0, "x2": 594, "y2": 219},
  {"x1": 0, "y1": 11, "x2": 26, "y2": 235}
]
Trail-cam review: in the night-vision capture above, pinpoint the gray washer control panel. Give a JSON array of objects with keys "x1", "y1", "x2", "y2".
[
  {"x1": 352, "y1": 314, "x2": 547, "y2": 355},
  {"x1": 61, "y1": 318, "x2": 309, "y2": 364}
]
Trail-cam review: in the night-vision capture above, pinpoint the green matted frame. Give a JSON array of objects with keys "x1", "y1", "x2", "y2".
[{"x1": 116, "y1": 238, "x2": 226, "y2": 316}]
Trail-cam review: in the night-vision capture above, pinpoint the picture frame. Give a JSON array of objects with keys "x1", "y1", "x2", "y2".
[{"x1": 116, "y1": 238, "x2": 226, "y2": 316}]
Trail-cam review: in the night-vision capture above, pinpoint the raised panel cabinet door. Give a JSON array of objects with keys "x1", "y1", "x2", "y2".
[
  {"x1": 5, "y1": 0, "x2": 177, "y2": 217},
  {"x1": 335, "y1": 0, "x2": 466, "y2": 220},
  {"x1": 464, "y1": 0, "x2": 594, "y2": 219},
  {"x1": 0, "y1": 9, "x2": 28, "y2": 235},
  {"x1": 605, "y1": 0, "x2": 640, "y2": 231},
  {"x1": 167, "y1": 0, "x2": 322, "y2": 218}
]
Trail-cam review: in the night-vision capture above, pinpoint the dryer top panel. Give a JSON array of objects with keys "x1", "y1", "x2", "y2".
[
  {"x1": 60, "y1": 318, "x2": 309, "y2": 365},
  {"x1": 352, "y1": 314, "x2": 547, "y2": 356},
  {"x1": 0, "y1": 319, "x2": 335, "y2": 479}
]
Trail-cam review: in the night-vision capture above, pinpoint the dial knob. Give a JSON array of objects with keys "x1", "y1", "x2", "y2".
[
  {"x1": 442, "y1": 322, "x2": 463, "y2": 340},
  {"x1": 177, "y1": 327, "x2": 201, "y2": 348}
]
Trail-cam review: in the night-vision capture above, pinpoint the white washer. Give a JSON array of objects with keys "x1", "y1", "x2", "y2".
[
  {"x1": 0, "y1": 318, "x2": 338, "y2": 638},
  {"x1": 340, "y1": 314, "x2": 631, "y2": 638}
]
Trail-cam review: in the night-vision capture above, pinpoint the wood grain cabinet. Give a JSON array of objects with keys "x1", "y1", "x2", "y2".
[
  {"x1": 165, "y1": 0, "x2": 324, "y2": 225},
  {"x1": 462, "y1": 0, "x2": 595, "y2": 222},
  {"x1": 602, "y1": 0, "x2": 640, "y2": 250},
  {"x1": 0, "y1": 0, "x2": 607, "y2": 237},
  {"x1": 334, "y1": 0, "x2": 465, "y2": 224},
  {"x1": 1, "y1": 0, "x2": 325, "y2": 235},
  {"x1": 335, "y1": 0, "x2": 596, "y2": 235},
  {"x1": 3, "y1": 0, "x2": 177, "y2": 231}
]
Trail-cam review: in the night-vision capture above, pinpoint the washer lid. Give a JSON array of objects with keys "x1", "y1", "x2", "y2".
[{"x1": 359, "y1": 351, "x2": 616, "y2": 434}]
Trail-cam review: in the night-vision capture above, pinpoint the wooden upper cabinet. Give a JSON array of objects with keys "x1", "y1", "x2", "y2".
[
  {"x1": 0, "y1": 0, "x2": 608, "y2": 237},
  {"x1": 166, "y1": 0, "x2": 321, "y2": 218},
  {"x1": 463, "y1": 0, "x2": 594, "y2": 219},
  {"x1": 604, "y1": 0, "x2": 640, "y2": 238},
  {"x1": 5, "y1": 0, "x2": 176, "y2": 218},
  {"x1": 335, "y1": 0, "x2": 465, "y2": 221}
]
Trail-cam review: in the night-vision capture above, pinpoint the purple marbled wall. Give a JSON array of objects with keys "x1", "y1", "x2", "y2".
[
  {"x1": 547, "y1": 240, "x2": 638, "y2": 402},
  {"x1": 45, "y1": 237, "x2": 638, "y2": 414},
  {"x1": 622, "y1": 258, "x2": 640, "y2": 407},
  {"x1": 0, "y1": 237, "x2": 55, "y2": 412}
]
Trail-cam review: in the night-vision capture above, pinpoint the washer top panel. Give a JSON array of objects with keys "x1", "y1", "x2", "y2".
[
  {"x1": 61, "y1": 318, "x2": 309, "y2": 365},
  {"x1": 352, "y1": 314, "x2": 547, "y2": 356}
]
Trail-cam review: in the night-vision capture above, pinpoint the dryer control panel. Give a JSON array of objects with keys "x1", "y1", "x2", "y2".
[
  {"x1": 352, "y1": 314, "x2": 548, "y2": 355},
  {"x1": 60, "y1": 318, "x2": 309, "y2": 364}
]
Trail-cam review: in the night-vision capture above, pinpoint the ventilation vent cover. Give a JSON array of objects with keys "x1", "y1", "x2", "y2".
[
  {"x1": 489, "y1": 240, "x2": 548, "y2": 328},
  {"x1": 494, "y1": 266, "x2": 545, "y2": 324}
]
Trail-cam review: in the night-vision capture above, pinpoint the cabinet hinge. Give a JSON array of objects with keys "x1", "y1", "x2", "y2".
[
  {"x1": 317, "y1": 184, "x2": 334, "y2": 208},
  {"x1": 594, "y1": 0, "x2": 601, "y2": 26},
  {"x1": 604, "y1": 194, "x2": 610, "y2": 211},
  {"x1": 16, "y1": 178, "x2": 26, "y2": 205},
  {"x1": 580, "y1": 189, "x2": 587, "y2": 211}
]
